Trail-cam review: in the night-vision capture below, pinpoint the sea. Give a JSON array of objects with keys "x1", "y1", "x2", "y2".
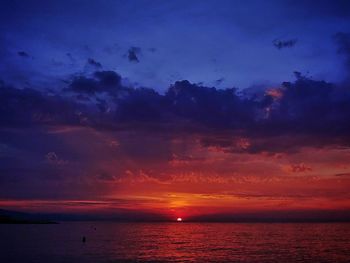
[{"x1": 1, "y1": 222, "x2": 350, "y2": 263}]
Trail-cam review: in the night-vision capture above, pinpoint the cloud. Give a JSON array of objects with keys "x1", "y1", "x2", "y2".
[
  {"x1": 273, "y1": 39, "x2": 297, "y2": 49},
  {"x1": 283, "y1": 163, "x2": 312, "y2": 173},
  {"x1": 68, "y1": 76, "x2": 99, "y2": 95},
  {"x1": 96, "y1": 98, "x2": 109, "y2": 113},
  {"x1": 17, "y1": 51, "x2": 30, "y2": 58},
  {"x1": 67, "y1": 70, "x2": 123, "y2": 96},
  {"x1": 292, "y1": 0, "x2": 350, "y2": 19},
  {"x1": 215, "y1": 78, "x2": 225, "y2": 85},
  {"x1": 0, "y1": 82, "x2": 83, "y2": 127},
  {"x1": 46, "y1": 152, "x2": 68, "y2": 165},
  {"x1": 334, "y1": 32, "x2": 350, "y2": 72},
  {"x1": 115, "y1": 87, "x2": 165, "y2": 122},
  {"x1": 96, "y1": 172, "x2": 116, "y2": 181},
  {"x1": 165, "y1": 80, "x2": 256, "y2": 128},
  {"x1": 94, "y1": 70, "x2": 122, "y2": 88},
  {"x1": 334, "y1": 172, "x2": 350, "y2": 177},
  {"x1": 66, "y1": 53, "x2": 76, "y2": 64},
  {"x1": 169, "y1": 154, "x2": 206, "y2": 166},
  {"x1": 127, "y1": 47, "x2": 141, "y2": 63},
  {"x1": 267, "y1": 72, "x2": 350, "y2": 136},
  {"x1": 87, "y1": 58, "x2": 102, "y2": 68},
  {"x1": 3, "y1": 66, "x2": 350, "y2": 154}
]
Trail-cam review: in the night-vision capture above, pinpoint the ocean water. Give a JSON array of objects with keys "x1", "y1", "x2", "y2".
[{"x1": 1, "y1": 222, "x2": 350, "y2": 263}]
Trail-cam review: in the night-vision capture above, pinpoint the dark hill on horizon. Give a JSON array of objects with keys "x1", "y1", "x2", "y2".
[{"x1": 0, "y1": 209, "x2": 57, "y2": 224}]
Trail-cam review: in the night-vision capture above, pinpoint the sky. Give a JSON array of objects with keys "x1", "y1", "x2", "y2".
[{"x1": 1, "y1": 0, "x2": 350, "y2": 221}]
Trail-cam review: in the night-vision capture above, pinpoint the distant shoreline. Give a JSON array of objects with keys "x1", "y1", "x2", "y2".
[{"x1": 0, "y1": 218, "x2": 58, "y2": 224}]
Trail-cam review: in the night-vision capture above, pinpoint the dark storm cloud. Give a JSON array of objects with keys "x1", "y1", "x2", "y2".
[
  {"x1": 115, "y1": 87, "x2": 165, "y2": 122},
  {"x1": 62, "y1": 68, "x2": 350, "y2": 153},
  {"x1": 94, "y1": 71, "x2": 122, "y2": 88},
  {"x1": 67, "y1": 71, "x2": 123, "y2": 96},
  {"x1": 152, "y1": 73, "x2": 350, "y2": 152},
  {"x1": 3, "y1": 58, "x2": 350, "y2": 154},
  {"x1": 69, "y1": 76, "x2": 99, "y2": 95},
  {"x1": 165, "y1": 80, "x2": 256, "y2": 129},
  {"x1": 0, "y1": 81, "x2": 84, "y2": 127},
  {"x1": 273, "y1": 39, "x2": 297, "y2": 49},
  {"x1": 291, "y1": 0, "x2": 350, "y2": 18},
  {"x1": 267, "y1": 72, "x2": 350, "y2": 136}
]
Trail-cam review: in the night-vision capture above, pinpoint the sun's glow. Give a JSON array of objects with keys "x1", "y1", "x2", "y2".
[{"x1": 177, "y1": 217, "x2": 182, "y2": 222}]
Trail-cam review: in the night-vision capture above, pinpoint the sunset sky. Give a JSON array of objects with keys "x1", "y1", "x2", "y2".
[{"x1": 1, "y1": 0, "x2": 350, "y2": 221}]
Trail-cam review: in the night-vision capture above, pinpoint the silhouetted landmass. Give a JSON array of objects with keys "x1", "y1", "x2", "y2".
[{"x1": 0, "y1": 209, "x2": 57, "y2": 224}]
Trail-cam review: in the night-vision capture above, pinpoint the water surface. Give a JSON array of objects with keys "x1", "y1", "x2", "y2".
[{"x1": 1, "y1": 222, "x2": 349, "y2": 262}]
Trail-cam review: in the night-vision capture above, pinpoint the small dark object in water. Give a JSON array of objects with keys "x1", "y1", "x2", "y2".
[{"x1": 82, "y1": 236, "x2": 86, "y2": 243}]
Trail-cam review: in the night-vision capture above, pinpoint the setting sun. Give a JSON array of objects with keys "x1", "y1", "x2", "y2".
[{"x1": 177, "y1": 217, "x2": 182, "y2": 222}]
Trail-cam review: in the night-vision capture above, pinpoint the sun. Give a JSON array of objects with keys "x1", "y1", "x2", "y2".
[{"x1": 177, "y1": 217, "x2": 182, "y2": 222}]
